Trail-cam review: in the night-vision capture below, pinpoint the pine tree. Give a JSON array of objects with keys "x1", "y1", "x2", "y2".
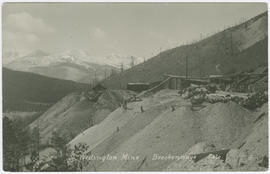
[
  {"x1": 3, "y1": 117, "x2": 16, "y2": 171},
  {"x1": 69, "y1": 143, "x2": 89, "y2": 171},
  {"x1": 49, "y1": 131, "x2": 70, "y2": 171},
  {"x1": 3, "y1": 117, "x2": 31, "y2": 171}
]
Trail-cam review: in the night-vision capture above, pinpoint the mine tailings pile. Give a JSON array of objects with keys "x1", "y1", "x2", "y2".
[
  {"x1": 69, "y1": 89, "x2": 268, "y2": 171},
  {"x1": 29, "y1": 89, "x2": 136, "y2": 145}
]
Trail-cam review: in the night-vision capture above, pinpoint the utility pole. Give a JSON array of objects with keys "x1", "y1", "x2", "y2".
[
  {"x1": 104, "y1": 69, "x2": 107, "y2": 80},
  {"x1": 230, "y1": 30, "x2": 233, "y2": 56},
  {"x1": 120, "y1": 63, "x2": 124, "y2": 73},
  {"x1": 185, "y1": 54, "x2": 188, "y2": 79},
  {"x1": 143, "y1": 57, "x2": 146, "y2": 70},
  {"x1": 198, "y1": 55, "x2": 202, "y2": 76},
  {"x1": 37, "y1": 119, "x2": 40, "y2": 160},
  {"x1": 130, "y1": 56, "x2": 135, "y2": 68},
  {"x1": 94, "y1": 70, "x2": 97, "y2": 85}
]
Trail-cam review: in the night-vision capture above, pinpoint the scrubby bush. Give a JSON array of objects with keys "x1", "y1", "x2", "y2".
[{"x1": 241, "y1": 92, "x2": 268, "y2": 110}]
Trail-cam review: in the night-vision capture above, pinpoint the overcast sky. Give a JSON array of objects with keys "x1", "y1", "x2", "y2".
[{"x1": 2, "y1": 2, "x2": 267, "y2": 58}]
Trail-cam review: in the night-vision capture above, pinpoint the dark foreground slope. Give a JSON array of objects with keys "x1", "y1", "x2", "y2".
[
  {"x1": 103, "y1": 12, "x2": 268, "y2": 89},
  {"x1": 2, "y1": 68, "x2": 89, "y2": 111}
]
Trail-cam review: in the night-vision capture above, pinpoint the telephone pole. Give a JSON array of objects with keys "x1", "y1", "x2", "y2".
[
  {"x1": 185, "y1": 55, "x2": 188, "y2": 79},
  {"x1": 94, "y1": 70, "x2": 97, "y2": 84},
  {"x1": 37, "y1": 119, "x2": 40, "y2": 160},
  {"x1": 104, "y1": 69, "x2": 107, "y2": 79},
  {"x1": 230, "y1": 30, "x2": 233, "y2": 56}
]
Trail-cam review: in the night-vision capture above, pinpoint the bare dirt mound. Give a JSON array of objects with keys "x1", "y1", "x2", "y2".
[
  {"x1": 68, "y1": 89, "x2": 264, "y2": 171},
  {"x1": 94, "y1": 101, "x2": 253, "y2": 171},
  {"x1": 238, "y1": 104, "x2": 268, "y2": 167},
  {"x1": 165, "y1": 103, "x2": 268, "y2": 171},
  {"x1": 94, "y1": 106, "x2": 199, "y2": 171},
  {"x1": 200, "y1": 102, "x2": 253, "y2": 149},
  {"x1": 69, "y1": 89, "x2": 186, "y2": 150},
  {"x1": 30, "y1": 90, "x2": 134, "y2": 144}
]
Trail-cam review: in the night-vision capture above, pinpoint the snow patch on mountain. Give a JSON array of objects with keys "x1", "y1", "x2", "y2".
[{"x1": 5, "y1": 49, "x2": 143, "y2": 71}]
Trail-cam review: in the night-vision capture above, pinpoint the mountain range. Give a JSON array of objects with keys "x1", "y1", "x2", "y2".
[{"x1": 3, "y1": 49, "x2": 143, "y2": 83}]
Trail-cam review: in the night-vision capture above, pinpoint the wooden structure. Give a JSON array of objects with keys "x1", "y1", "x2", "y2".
[
  {"x1": 163, "y1": 74, "x2": 209, "y2": 90},
  {"x1": 248, "y1": 76, "x2": 268, "y2": 92},
  {"x1": 137, "y1": 66, "x2": 268, "y2": 96},
  {"x1": 127, "y1": 83, "x2": 150, "y2": 92},
  {"x1": 229, "y1": 72, "x2": 267, "y2": 93}
]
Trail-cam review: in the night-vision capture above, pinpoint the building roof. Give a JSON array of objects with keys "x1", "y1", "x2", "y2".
[
  {"x1": 209, "y1": 75, "x2": 224, "y2": 78},
  {"x1": 127, "y1": 83, "x2": 150, "y2": 85},
  {"x1": 92, "y1": 83, "x2": 106, "y2": 91}
]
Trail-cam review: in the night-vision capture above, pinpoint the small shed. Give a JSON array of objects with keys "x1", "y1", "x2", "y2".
[{"x1": 127, "y1": 83, "x2": 150, "y2": 92}]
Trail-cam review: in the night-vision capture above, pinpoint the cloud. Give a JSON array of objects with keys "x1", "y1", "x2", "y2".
[
  {"x1": 90, "y1": 27, "x2": 107, "y2": 39},
  {"x1": 4, "y1": 12, "x2": 54, "y2": 33},
  {"x1": 3, "y1": 12, "x2": 55, "y2": 55}
]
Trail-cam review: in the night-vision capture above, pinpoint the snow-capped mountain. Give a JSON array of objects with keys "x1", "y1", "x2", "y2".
[
  {"x1": 104, "y1": 54, "x2": 144, "y2": 69},
  {"x1": 2, "y1": 51, "x2": 20, "y2": 65},
  {"x1": 5, "y1": 50, "x2": 50, "y2": 71},
  {"x1": 4, "y1": 49, "x2": 142, "y2": 83},
  {"x1": 6, "y1": 49, "x2": 89, "y2": 71}
]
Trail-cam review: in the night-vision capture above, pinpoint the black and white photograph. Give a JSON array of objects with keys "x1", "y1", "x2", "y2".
[{"x1": 1, "y1": 1, "x2": 269, "y2": 172}]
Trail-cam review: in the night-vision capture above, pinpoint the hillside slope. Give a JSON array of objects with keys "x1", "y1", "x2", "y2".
[
  {"x1": 69, "y1": 89, "x2": 267, "y2": 171},
  {"x1": 2, "y1": 68, "x2": 88, "y2": 112},
  {"x1": 102, "y1": 12, "x2": 267, "y2": 89},
  {"x1": 29, "y1": 90, "x2": 136, "y2": 144},
  {"x1": 165, "y1": 104, "x2": 268, "y2": 171}
]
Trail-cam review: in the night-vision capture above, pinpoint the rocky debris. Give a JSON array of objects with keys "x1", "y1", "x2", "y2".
[
  {"x1": 165, "y1": 143, "x2": 230, "y2": 171},
  {"x1": 180, "y1": 84, "x2": 230, "y2": 105},
  {"x1": 192, "y1": 154, "x2": 231, "y2": 171},
  {"x1": 185, "y1": 142, "x2": 217, "y2": 155},
  {"x1": 181, "y1": 85, "x2": 209, "y2": 99},
  {"x1": 166, "y1": 103, "x2": 268, "y2": 171},
  {"x1": 179, "y1": 84, "x2": 267, "y2": 110},
  {"x1": 259, "y1": 155, "x2": 268, "y2": 168},
  {"x1": 166, "y1": 146, "x2": 267, "y2": 171},
  {"x1": 241, "y1": 92, "x2": 268, "y2": 110},
  {"x1": 224, "y1": 148, "x2": 266, "y2": 170}
]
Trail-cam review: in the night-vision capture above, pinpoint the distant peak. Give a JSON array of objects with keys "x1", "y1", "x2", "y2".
[
  {"x1": 63, "y1": 49, "x2": 91, "y2": 55},
  {"x1": 25, "y1": 49, "x2": 50, "y2": 57}
]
